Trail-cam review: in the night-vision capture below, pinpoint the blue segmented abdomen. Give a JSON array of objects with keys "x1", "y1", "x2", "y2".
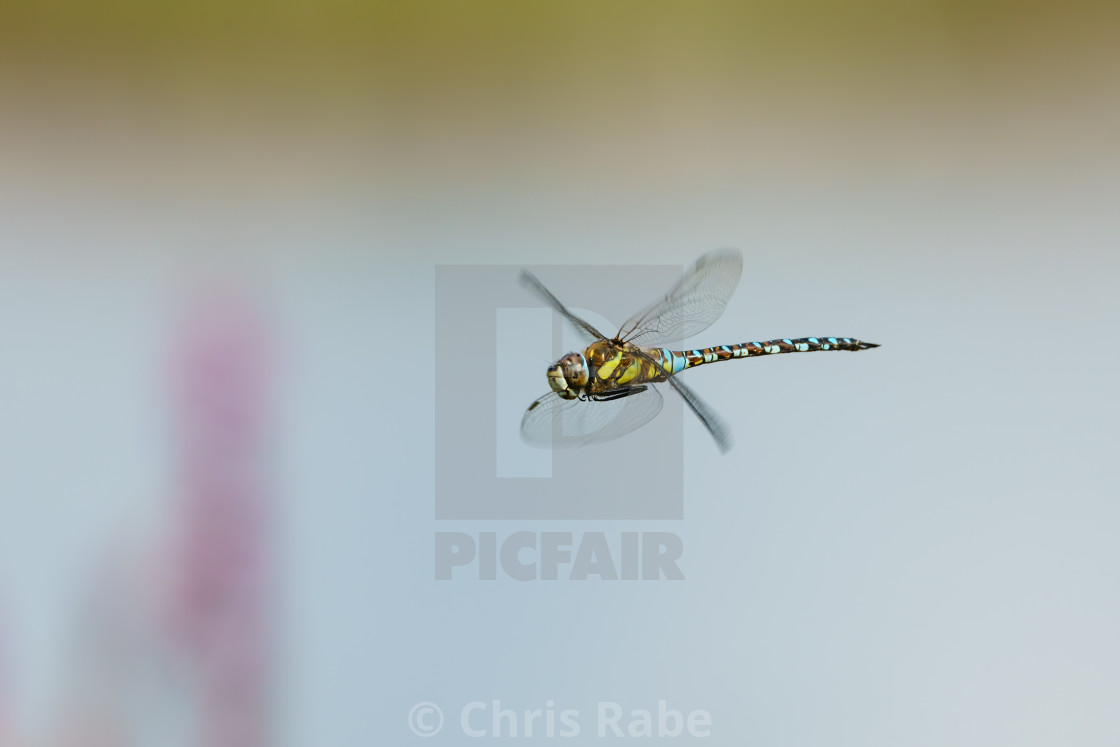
[
  {"x1": 643, "y1": 348, "x2": 689, "y2": 376},
  {"x1": 657, "y1": 349, "x2": 689, "y2": 375},
  {"x1": 669, "y1": 336, "x2": 877, "y2": 370}
]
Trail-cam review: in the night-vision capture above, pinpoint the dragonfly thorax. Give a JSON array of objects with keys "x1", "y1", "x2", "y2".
[{"x1": 547, "y1": 352, "x2": 589, "y2": 400}]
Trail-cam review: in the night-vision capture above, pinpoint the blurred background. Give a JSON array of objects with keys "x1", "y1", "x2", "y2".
[{"x1": 1, "y1": 0, "x2": 1118, "y2": 744}]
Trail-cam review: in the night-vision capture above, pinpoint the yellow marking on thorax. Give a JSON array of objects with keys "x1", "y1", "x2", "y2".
[
  {"x1": 596, "y1": 353, "x2": 622, "y2": 380},
  {"x1": 617, "y1": 358, "x2": 642, "y2": 385}
]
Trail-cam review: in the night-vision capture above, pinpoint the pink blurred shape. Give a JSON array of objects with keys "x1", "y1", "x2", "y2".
[{"x1": 169, "y1": 290, "x2": 274, "y2": 747}]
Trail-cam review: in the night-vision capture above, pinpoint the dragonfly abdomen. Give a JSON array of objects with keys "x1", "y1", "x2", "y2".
[{"x1": 672, "y1": 336, "x2": 878, "y2": 370}]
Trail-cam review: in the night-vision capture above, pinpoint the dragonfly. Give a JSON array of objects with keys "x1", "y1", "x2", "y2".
[{"x1": 519, "y1": 249, "x2": 879, "y2": 453}]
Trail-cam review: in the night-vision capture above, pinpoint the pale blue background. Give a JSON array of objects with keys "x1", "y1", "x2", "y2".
[
  {"x1": 2, "y1": 175, "x2": 1117, "y2": 744},
  {"x1": 2, "y1": 4, "x2": 1119, "y2": 736}
]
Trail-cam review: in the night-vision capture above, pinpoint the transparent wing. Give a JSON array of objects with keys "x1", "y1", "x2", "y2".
[
  {"x1": 616, "y1": 249, "x2": 743, "y2": 347},
  {"x1": 626, "y1": 347, "x2": 732, "y2": 453},
  {"x1": 520, "y1": 387, "x2": 664, "y2": 448},
  {"x1": 520, "y1": 269, "x2": 608, "y2": 342}
]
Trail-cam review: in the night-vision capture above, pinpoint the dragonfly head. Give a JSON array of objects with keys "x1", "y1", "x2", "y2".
[{"x1": 547, "y1": 352, "x2": 589, "y2": 400}]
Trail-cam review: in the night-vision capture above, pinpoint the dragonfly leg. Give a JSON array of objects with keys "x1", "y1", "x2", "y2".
[{"x1": 591, "y1": 386, "x2": 649, "y2": 402}]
